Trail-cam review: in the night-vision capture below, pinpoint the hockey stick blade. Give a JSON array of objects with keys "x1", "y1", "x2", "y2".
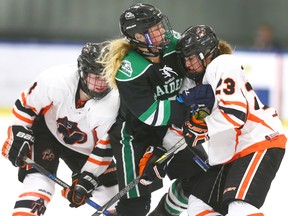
[{"x1": 23, "y1": 157, "x2": 111, "y2": 215}]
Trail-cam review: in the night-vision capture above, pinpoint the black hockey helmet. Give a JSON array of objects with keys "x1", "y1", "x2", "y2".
[
  {"x1": 119, "y1": 3, "x2": 173, "y2": 54},
  {"x1": 78, "y1": 42, "x2": 111, "y2": 100},
  {"x1": 176, "y1": 25, "x2": 219, "y2": 83}
]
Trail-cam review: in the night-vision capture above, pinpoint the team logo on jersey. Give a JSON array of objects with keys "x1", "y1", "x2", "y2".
[
  {"x1": 265, "y1": 131, "x2": 279, "y2": 140},
  {"x1": 155, "y1": 78, "x2": 182, "y2": 97},
  {"x1": 160, "y1": 65, "x2": 178, "y2": 79},
  {"x1": 172, "y1": 30, "x2": 181, "y2": 39},
  {"x1": 57, "y1": 117, "x2": 87, "y2": 145},
  {"x1": 155, "y1": 65, "x2": 182, "y2": 97},
  {"x1": 119, "y1": 60, "x2": 133, "y2": 77},
  {"x1": 31, "y1": 198, "x2": 46, "y2": 215},
  {"x1": 42, "y1": 148, "x2": 55, "y2": 161},
  {"x1": 223, "y1": 186, "x2": 237, "y2": 195}
]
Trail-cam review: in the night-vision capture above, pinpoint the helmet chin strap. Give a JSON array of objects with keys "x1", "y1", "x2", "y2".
[
  {"x1": 136, "y1": 48, "x2": 160, "y2": 57},
  {"x1": 79, "y1": 87, "x2": 91, "y2": 101},
  {"x1": 79, "y1": 80, "x2": 91, "y2": 100},
  {"x1": 134, "y1": 33, "x2": 162, "y2": 57}
]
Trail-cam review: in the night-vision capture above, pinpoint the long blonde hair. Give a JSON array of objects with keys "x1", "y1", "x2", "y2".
[
  {"x1": 99, "y1": 38, "x2": 133, "y2": 89},
  {"x1": 100, "y1": 39, "x2": 233, "y2": 88}
]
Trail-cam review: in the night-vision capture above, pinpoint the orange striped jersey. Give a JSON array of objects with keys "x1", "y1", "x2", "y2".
[
  {"x1": 11, "y1": 64, "x2": 120, "y2": 176},
  {"x1": 202, "y1": 54, "x2": 286, "y2": 165}
]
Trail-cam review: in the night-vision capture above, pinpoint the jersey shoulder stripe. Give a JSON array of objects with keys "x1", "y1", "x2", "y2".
[{"x1": 116, "y1": 50, "x2": 152, "y2": 81}]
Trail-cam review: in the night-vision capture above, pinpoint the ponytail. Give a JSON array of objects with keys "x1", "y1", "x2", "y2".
[{"x1": 100, "y1": 38, "x2": 132, "y2": 89}]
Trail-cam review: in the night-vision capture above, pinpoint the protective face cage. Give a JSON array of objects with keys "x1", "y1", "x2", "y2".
[
  {"x1": 176, "y1": 25, "x2": 219, "y2": 83},
  {"x1": 144, "y1": 16, "x2": 173, "y2": 50},
  {"x1": 78, "y1": 66, "x2": 110, "y2": 100},
  {"x1": 78, "y1": 43, "x2": 111, "y2": 100},
  {"x1": 120, "y1": 3, "x2": 173, "y2": 53}
]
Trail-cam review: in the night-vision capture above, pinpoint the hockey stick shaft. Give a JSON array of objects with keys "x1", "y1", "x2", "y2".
[
  {"x1": 155, "y1": 137, "x2": 186, "y2": 164},
  {"x1": 92, "y1": 137, "x2": 188, "y2": 216},
  {"x1": 92, "y1": 176, "x2": 141, "y2": 216},
  {"x1": 187, "y1": 147, "x2": 210, "y2": 171},
  {"x1": 23, "y1": 157, "x2": 111, "y2": 215},
  {"x1": 157, "y1": 137, "x2": 209, "y2": 171}
]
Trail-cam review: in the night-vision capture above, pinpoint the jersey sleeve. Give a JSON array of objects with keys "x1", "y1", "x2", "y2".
[
  {"x1": 81, "y1": 90, "x2": 120, "y2": 176},
  {"x1": 11, "y1": 71, "x2": 56, "y2": 127},
  {"x1": 204, "y1": 55, "x2": 248, "y2": 137},
  {"x1": 203, "y1": 55, "x2": 286, "y2": 165},
  {"x1": 80, "y1": 128, "x2": 113, "y2": 177}
]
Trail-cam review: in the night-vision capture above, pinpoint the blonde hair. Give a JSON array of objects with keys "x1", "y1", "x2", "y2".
[
  {"x1": 218, "y1": 39, "x2": 233, "y2": 55},
  {"x1": 99, "y1": 38, "x2": 132, "y2": 89}
]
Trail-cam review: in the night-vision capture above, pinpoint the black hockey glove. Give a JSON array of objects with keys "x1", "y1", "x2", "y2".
[
  {"x1": 138, "y1": 146, "x2": 172, "y2": 186},
  {"x1": 183, "y1": 115, "x2": 209, "y2": 148},
  {"x1": 97, "y1": 160, "x2": 118, "y2": 187},
  {"x1": 62, "y1": 171, "x2": 99, "y2": 208},
  {"x1": 176, "y1": 84, "x2": 215, "y2": 112},
  {"x1": 2, "y1": 125, "x2": 34, "y2": 167}
]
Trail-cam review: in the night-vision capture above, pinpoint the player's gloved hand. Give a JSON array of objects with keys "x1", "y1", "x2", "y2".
[
  {"x1": 2, "y1": 125, "x2": 34, "y2": 167},
  {"x1": 139, "y1": 146, "x2": 171, "y2": 186},
  {"x1": 62, "y1": 171, "x2": 99, "y2": 208},
  {"x1": 176, "y1": 84, "x2": 215, "y2": 111},
  {"x1": 183, "y1": 115, "x2": 209, "y2": 147}
]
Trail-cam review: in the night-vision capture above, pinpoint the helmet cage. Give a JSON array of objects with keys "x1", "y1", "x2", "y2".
[
  {"x1": 176, "y1": 25, "x2": 219, "y2": 82},
  {"x1": 78, "y1": 43, "x2": 111, "y2": 100}
]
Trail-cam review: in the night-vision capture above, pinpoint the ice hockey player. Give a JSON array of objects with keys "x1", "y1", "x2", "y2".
[
  {"x1": 176, "y1": 24, "x2": 287, "y2": 215},
  {"x1": 2, "y1": 42, "x2": 120, "y2": 215}
]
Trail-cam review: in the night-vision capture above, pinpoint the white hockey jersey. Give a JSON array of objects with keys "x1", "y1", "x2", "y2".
[
  {"x1": 202, "y1": 54, "x2": 286, "y2": 165},
  {"x1": 11, "y1": 64, "x2": 120, "y2": 176}
]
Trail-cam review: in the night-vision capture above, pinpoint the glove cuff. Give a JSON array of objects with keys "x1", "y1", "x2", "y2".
[{"x1": 80, "y1": 171, "x2": 99, "y2": 190}]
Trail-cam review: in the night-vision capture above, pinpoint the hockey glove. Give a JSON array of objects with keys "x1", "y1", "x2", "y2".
[
  {"x1": 139, "y1": 146, "x2": 171, "y2": 186},
  {"x1": 97, "y1": 160, "x2": 118, "y2": 187},
  {"x1": 2, "y1": 125, "x2": 34, "y2": 167},
  {"x1": 183, "y1": 115, "x2": 209, "y2": 148},
  {"x1": 176, "y1": 84, "x2": 215, "y2": 112},
  {"x1": 62, "y1": 171, "x2": 99, "y2": 208}
]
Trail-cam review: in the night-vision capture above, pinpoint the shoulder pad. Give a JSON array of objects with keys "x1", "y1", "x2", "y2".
[{"x1": 116, "y1": 50, "x2": 152, "y2": 81}]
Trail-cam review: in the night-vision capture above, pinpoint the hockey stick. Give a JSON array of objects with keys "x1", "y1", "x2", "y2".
[
  {"x1": 186, "y1": 146, "x2": 210, "y2": 172},
  {"x1": 91, "y1": 137, "x2": 188, "y2": 216},
  {"x1": 92, "y1": 176, "x2": 141, "y2": 216},
  {"x1": 186, "y1": 105, "x2": 211, "y2": 171},
  {"x1": 23, "y1": 157, "x2": 111, "y2": 215}
]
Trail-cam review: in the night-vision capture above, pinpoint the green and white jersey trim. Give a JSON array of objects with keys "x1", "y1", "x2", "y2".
[
  {"x1": 139, "y1": 100, "x2": 171, "y2": 126},
  {"x1": 120, "y1": 122, "x2": 140, "y2": 198},
  {"x1": 116, "y1": 50, "x2": 152, "y2": 81}
]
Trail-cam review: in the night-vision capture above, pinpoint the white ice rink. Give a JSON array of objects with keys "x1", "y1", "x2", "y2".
[{"x1": 1, "y1": 113, "x2": 287, "y2": 216}]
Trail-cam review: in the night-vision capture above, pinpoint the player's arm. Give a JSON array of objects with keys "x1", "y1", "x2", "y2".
[
  {"x1": 12, "y1": 74, "x2": 55, "y2": 126},
  {"x1": 62, "y1": 125, "x2": 115, "y2": 208},
  {"x1": 81, "y1": 130, "x2": 113, "y2": 177},
  {"x1": 116, "y1": 76, "x2": 189, "y2": 127},
  {"x1": 204, "y1": 63, "x2": 248, "y2": 138},
  {"x1": 2, "y1": 73, "x2": 55, "y2": 166}
]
